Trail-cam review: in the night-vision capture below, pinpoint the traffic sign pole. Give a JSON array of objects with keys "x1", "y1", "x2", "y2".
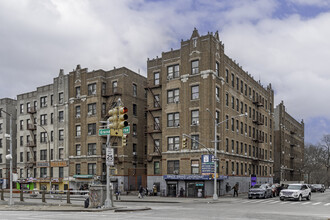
[{"x1": 104, "y1": 120, "x2": 113, "y2": 208}]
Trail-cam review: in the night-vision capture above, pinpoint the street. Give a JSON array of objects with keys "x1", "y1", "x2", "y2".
[{"x1": 0, "y1": 191, "x2": 329, "y2": 220}]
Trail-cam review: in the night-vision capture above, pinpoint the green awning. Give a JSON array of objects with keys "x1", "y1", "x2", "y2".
[{"x1": 73, "y1": 175, "x2": 93, "y2": 179}]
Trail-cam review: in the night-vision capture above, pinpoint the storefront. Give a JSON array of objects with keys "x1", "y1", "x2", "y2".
[{"x1": 72, "y1": 174, "x2": 94, "y2": 190}]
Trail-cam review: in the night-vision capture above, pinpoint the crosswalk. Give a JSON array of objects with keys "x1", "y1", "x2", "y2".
[{"x1": 235, "y1": 199, "x2": 330, "y2": 207}]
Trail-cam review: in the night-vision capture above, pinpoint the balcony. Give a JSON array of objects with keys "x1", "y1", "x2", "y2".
[
  {"x1": 27, "y1": 124, "x2": 37, "y2": 130},
  {"x1": 145, "y1": 125, "x2": 162, "y2": 134},
  {"x1": 146, "y1": 80, "x2": 161, "y2": 89},
  {"x1": 26, "y1": 141, "x2": 36, "y2": 148},
  {"x1": 27, "y1": 107, "x2": 37, "y2": 114}
]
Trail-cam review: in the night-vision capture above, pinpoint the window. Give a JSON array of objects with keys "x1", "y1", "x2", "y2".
[
  {"x1": 40, "y1": 114, "x2": 47, "y2": 125},
  {"x1": 133, "y1": 104, "x2": 137, "y2": 116},
  {"x1": 226, "y1": 161, "x2": 229, "y2": 175},
  {"x1": 27, "y1": 152, "x2": 30, "y2": 162},
  {"x1": 167, "y1": 88, "x2": 180, "y2": 103},
  {"x1": 231, "y1": 118, "x2": 234, "y2": 131},
  {"x1": 154, "y1": 161, "x2": 160, "y2": 174},
  {"x1": 225, "y1": 93, "x2": 228, "y2": 106},
  {"x1": 191, "y1": 160, "x2": 199, "y2": 174},
  {"x1": 76, "y1": 144, "x2": 81, "y2": 156},
  {"x1": 88, "y1": 103, "x2": 96, "y2": 116},
  {"x1": 231, "y1": 73, "x2": 234, "y2": 87},
  {"x1": 20, "y1": 152, "x2": 23, "y2": 162},
  {"x1": 112, "y1": 81, "x2": 117, "y2": 93},
  {"x1": 40, "y1": 96, "x2": 47, "y2": 108},
  {"x1": 216, "y1": 62, "x2": 219, "y2": 76},
  {"x1": 236, "y1": 162, "x2": 239, "y2": 175},
  {"x1": 154, "y1": 95, "x2": 160, "y2": 108},
  {"x1": 58, "y1": 111, "x2": 64, "y2": 122},
  {"x1": 59, "y1": 130, "x2": 64, "y2": 141},
  {"x1": 76, "y1": 164, "x2": 81, "y2": 175},
  {"x1": 59, "y1": 148, "x2": 64, "y2": 159},
  {"x1": 88, "y1": 143, "x2": 96, "y2": 155},
  {"x1": 88, "y1": 163, "x2": 96, "y2": 175},
  {"x1": 191, "y1": 60, "x2": 199, "y2": 74},
  {"x1": 40, "y1": 150, "x2": 47, "y2": 160},
  {"x1": 231, "y1": 140, "x2": 234, "y2": 152},
  {"x1": 191, "y1": 110, "x2": 199, "y2": 125},
  {"x1": 216, "y1": 111, "x2": 220, "y2": 124},
  {"x1": 191, "y1": 85, "x2": 199, "y2": 100},
  {"x1": 76, "y1": 106, "x2": 81, "y2": 118},
  {"x1": 50, "y1": 131, "x2": 54, "y2": 142},
  {"x1": 40, "y1": 167, "x2": 47, "y2": 178},
  {"x1": 236, "y1": 77, "x2": 239, "y2": 90},
  {"x1": 167, "y1": 160, "x2": 179, "y2": 174},
  {"x1": 51, "y1": 149, "x2": 54, "y2": 160},
  {"x1": 88, "y1": 123, "x2": 96, "y2": 135},
  {"x1": 102, "y1": 103, "x2": 106, "y2": 115},
  {"x1": 0, "y1": 154, "x2": 2, "y2": 163},
  {"x1": 167, "y1": 112, "x2": 179, "y2": 127},
  {"x1": 216, "y1": 86, "x2": 220, "y2": 101},
  {"x1": 231, "y1": 96, "x2": 235, "y2": 109},
  {"x1": 76, "y1": 125, "x2": 81, "y2": 137},
  {"x1": 75, "y1": 86, "x2": 81, "y2": 98},
  {"x1": 191, "y1": 135, "x2": 199, "y2": 150},
  {"x1": 59, "y1": 167, "x2": 64, "y2": 178},
  {"x1": 225, "y1": 138, "x2": 229, "y2": 152},
  {"x1": 20, "y1": 136, "x2": 23, "y2": 146},
  {"x1": 167, "y1": 64, "x2": 180, "y2": 79},
  {"x1": 20, "y1": 120, "x2": 23, "y2": 130},
  {"x1": 51, "y1": 113, "x2": 54, "y2": 124},
  {"x1": 225, "y1": 115, "x2": 229, "y2": 129},
  {"x1": 168, "y1": 136, "x2": 179, "y2": 151},
  {"x1": 154, "y1": 117, "x2": 160, "y2": 130},
  {"x1": 101, "y1": 83, "x2": 106, "y2": 96},
  {"x1": 236, "y1": 99, "x2": 239, "y2": 112},
  {"x1": 133, "y1": 83, "x2": 137, "y2": 97},
  {"x1": 40, "y1": 132, "x2": 47, "y2": 143},
  {"x1": 232, "y1": 162, "x2": 235, "y2": 174},
  {"x1": 154, "y1": 72, "x2": 160, "y2": 85},
  {"x1": 88, "y1": 83, "x2": 96, "y2": 95},
  {"x1": 19, "y1": 104, "x2": 24, "y2": 113},
  {"x1": 154, "y1": 139, "x2": 160, "y2": 153},
  {"x1": 58, "y1": 92, "x2": 64, "y2": 104}
]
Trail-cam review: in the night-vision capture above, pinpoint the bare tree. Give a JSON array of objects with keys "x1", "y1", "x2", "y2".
[
  {"x1": 303, "y1": 144, "x2": 326, "y2": 184},
  {"x1": 321, "y1": 134, "x2": 330, "y2": 187}
]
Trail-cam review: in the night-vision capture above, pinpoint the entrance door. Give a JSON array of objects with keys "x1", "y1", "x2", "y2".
[
  {"x1": 187, "y1": 182, "x2": 196, "y2": 197},
  {"x1": 167, "y1": 184, "x2": 177, "y2": 197}
]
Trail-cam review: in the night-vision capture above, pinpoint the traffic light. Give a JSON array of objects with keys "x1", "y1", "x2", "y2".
[
  {"x1": 182, "y1": 137, "x2": 187, "y2": 148},
  {"x1": 122, "y1": 134, "x2": 127, "y2": 146},
  {"x1": 108, "y1": 107, "x2": 118, "y2": 129},
  {"x1": 118, "y1": 107, "x2": 128, "y2": 129}
]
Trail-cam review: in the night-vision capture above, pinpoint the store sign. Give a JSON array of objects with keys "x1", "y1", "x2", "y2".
[
  {"x1": 37, "y1": 162, "x2": 49, "y2": 167},
  {"x1": 51, "y1": 161, "x2": 68, "y2": 167},
  {"x1": 163, "y1": 174, "x2": 228, "y2": 181}
]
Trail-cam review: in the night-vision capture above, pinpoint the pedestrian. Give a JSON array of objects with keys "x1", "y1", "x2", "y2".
[
  {"x1": 232, "y1": 183, "x2": 239, "y2": 197},
  {"x1": 138, "y1": 186, "x2": 144, "y2": 199},
  {"x1": 180, "y1": 187, "x2": 184, "y2": 197},
  {"x1": 153, "y1": 184, "x2": 157, "y2": 196}
]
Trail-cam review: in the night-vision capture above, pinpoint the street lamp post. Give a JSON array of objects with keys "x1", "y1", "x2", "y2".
[
  {"x1": 0, "y1": 108, "x2": 13, "y2": 206},
  {"x1": 206, "y1": 108, "x2": 247, "y2": 200},
  {"x1": 35, "y1": 124, "x2": 51, "y2": 193}
]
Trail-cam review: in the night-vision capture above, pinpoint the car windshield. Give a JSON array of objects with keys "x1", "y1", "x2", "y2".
[
  {"x1": 287, "y1": 185, "x2": 302, "y2": 190},
  {"x1": 314, "y1": 184, "x2": 321, "y2": 187},
  {"x1": 252, "y1": 184, "x2": 261, "y2": 188}
]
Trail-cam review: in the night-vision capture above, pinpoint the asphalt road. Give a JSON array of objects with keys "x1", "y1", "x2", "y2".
[{"x1": 0, "y1": 191, "x2": 329, "y2": 220}]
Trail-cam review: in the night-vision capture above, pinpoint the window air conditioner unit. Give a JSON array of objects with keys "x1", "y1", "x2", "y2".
[
  {"x1": 192, "y1": 120, "x2": 199, "y2": 125},
  {"x1": 167, "y1": 75, "x2": 173, "y2": 80},
  {"x1": 76, "y1": 114, "x2": 81, "y2": 118},
  {"x1": 232, "y1": 150, "x2": 234, "y2": 153},
  {"x1": 132, "y1": 152, "x2": 137, "y2": 156},
  {"x1": 173, "y1": 170, "x2": 179, "y2": 175},
  {"x1": 88, "y1": 112, "x2": 92, "y2": 116},
  {"x1": 245, "y1": 153, "x2": 247, "y2": 156},
  {"x1": 232, "y1": 171, "x2": 235, "y2": 175},
  {"x1": 216, "y1": 97, "x2": 220, "y2": 102},
  {"x1": 174, "y1": 97, "x2": 179, "y2": 103},
  {"x1": 88, "y1": 132, "x2": 92, "y2": 135},
  {"x1": 133, "y1": 132, "x2": 137, "y2": 136}
]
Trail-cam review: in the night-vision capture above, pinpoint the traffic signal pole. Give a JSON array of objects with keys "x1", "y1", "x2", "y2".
[{"x1": 104, "y1": 119, "x2": 113, "y2": 208}]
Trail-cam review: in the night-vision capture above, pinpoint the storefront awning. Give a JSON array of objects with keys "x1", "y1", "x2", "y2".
[
  {"x1": 163, "y1": 174, "x2": 228, "y2": 181},
  {"x1": 73, "y1": 175, "x2": 93, "y2": 179}
]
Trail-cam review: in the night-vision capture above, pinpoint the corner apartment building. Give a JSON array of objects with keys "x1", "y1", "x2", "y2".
[
  {"x1": 68, "y1": 65, "x2": 147, "y2": 191},
  {"x1": 146, "y1": 29, "x2": 274, "y2": 197},
  {"x1": 274, "y1": 101, "x2": 304, "y2": 183},
  {"x1": 0, "y1": 98, "x2": 17, "y2": 188},
  {"x1": 16, "y1": 70, "x2": 70, "y2": 191}
]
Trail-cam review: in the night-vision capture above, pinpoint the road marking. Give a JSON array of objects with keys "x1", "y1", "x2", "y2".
[
  {"x1": 324, "y1": 203, "x2": 330, "y2": 206},
  {"x1": 260, "y1": 200, "x2": 273, "y2": 204},
  {"x1": 289, "y1": 202, "x2": 300, "y2": 205},
  {"x1": 241, "y1": 201, "x2": 252, "y2": 203},
  {"x1": 280, "y1": 201, "x2": 289, "y2": 204},
  {"x1": 312, "y1": 202, "x2": 321, "y2": 206},
  {"x1": 268, "y1": 201, "x2": 280, "y2": 204},
  {"x1": 302, "y1": 202, "x2": 311, "y2": 205}
]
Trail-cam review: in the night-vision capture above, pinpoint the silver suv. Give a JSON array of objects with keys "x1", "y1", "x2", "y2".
[{"x1": 280, "y1": 184, "x2": 311, "y2": 201}]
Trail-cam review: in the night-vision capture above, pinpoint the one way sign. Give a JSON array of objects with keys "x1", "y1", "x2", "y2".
[{"x1": 106, "y1": 148, "x2": 114, "y2": 166}]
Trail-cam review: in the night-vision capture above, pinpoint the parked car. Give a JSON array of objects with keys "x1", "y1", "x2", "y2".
[
  {"x1": 279, "y1": 184, "x2": 311, "y2": 201},
  {"x1": 312, "y1": 184, "x2": 325, "y2": 193},
  {"x1": 248, "y1": 184, "x2": 273, "y2": 199}
]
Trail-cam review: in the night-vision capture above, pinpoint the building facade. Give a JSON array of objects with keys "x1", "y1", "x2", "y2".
[
  {"x1": 68, "y1": 65, "x2": 147, "y2": 191},
  {"x1": 0, "y1": 98, "x2": 17, "y2": 189},
  {"x1": 16, "y1": 70, "x2": 70, "y2": 191},
  {"x1": 146, "y1": 29, "x2": 275, "y2": 197},
  {"x1": 274, "y1": 101, "x2": 304, "y2": 183}
]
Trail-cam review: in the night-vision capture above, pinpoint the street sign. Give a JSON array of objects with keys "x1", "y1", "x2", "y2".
[
  {"x1": 123, "y1": 126, "x2": 130, "y2": 134},
  {"x1": 106, "y1": 148, "x2": 114, "y2": 166},
  {"x1": 99, "y1": 129, "x2": 110, "y2": 136}
]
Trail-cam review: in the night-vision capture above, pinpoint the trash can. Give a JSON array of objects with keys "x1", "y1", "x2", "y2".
[{"x1": 88, "y1": 185, "x2": 106, "y2": 208}]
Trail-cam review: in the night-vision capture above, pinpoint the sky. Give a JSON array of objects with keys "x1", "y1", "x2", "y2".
[{"x1": 0, "y1": 0, "x2": 329, "y2": 144}]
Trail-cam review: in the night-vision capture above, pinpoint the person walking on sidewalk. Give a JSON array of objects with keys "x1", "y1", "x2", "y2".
[
  {"x1": 232, "y1": 183, "x2": 239, "y2": 197},
  {"x1": 138, "y1": 186, "x2": 144, "y2": 199}
]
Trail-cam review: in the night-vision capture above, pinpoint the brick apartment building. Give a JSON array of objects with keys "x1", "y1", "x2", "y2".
[
  {"x1": 68, "y1": 65, "x2": 147, "y2": 191},
  {"x1": 274, "y1": 101, "x2": 304, "y2": 183},
  {"x1": 146, "y1": 29, "x2": 275, "y2": 197}
]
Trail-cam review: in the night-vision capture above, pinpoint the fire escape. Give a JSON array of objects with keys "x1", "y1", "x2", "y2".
[
  {"x1": 252, "y1": 93, "x2": 265, "y2": 165},
  {"x1": 26, "y1": 106, "x2": 37, "y2": 170},
  {"x1": 145, "y1": 80, "x2": 162, "y2": 162}
]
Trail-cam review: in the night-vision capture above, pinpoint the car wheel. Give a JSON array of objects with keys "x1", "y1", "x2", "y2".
[
  {"x1": 306, "y1": 194, "x2": 311, "y2": 200},
  {"x1": 280, "y1": 197, "x2": 284, "y2": 201},
  {"x1": 248, "y1": 197, "x2": 252, "y2": 199},
  {"x1": 298, "y1": 194, "x2": 302, "y2": 201}
]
